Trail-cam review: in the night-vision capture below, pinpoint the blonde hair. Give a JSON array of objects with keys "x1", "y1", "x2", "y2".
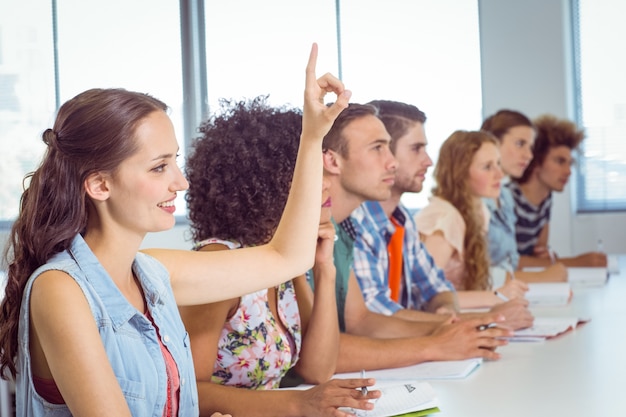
[{"x1": 432, "y1": 130, "x2": 498, "y2": 290}]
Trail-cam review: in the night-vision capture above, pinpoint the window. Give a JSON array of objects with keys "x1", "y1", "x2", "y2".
[
  {"x1": 0, "y1": 0, "x2": 184, "y2": 223},
  {"x1": 339, "y1": 0, "x2": 482, "y2": 210},
  {"x1": 203, "y1": 0, "x2": 483, "y2": 210},
  {"x1": 0, "y1": 0, "x2": 482, "y2": 224},
  {"x1": 203, "y1": 0, "x2": 338, "y2": 110},
  {"x1": 0, "y1": 0, "x2": 55, "y2": 223},
  {"x1": 574, "y1": 0, "x2": 626, "y2": 212}
]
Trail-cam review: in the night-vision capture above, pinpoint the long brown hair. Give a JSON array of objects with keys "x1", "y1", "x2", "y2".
[
  {"x1": 480, "y1": 109, "x2": 534, "y2": 143},
  {"x1": 432, "y1": 130, "x2": 498, "y2": 290},
  {"x1": 0, "y1": 88, "x2": 167, "y2": 379}
]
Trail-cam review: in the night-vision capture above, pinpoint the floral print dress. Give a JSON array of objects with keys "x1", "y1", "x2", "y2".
[{"x1": 211, "y1": 280, "x2": 302, "y2": 389}]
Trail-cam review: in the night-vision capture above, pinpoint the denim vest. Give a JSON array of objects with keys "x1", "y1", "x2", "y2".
[{"x1": 16, "y1": 234, "x2": 199, "y2": 416}]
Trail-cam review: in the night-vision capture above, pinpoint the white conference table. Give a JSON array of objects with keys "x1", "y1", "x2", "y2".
[{"x1": 423, "y1": 257, "x2": 626, "y2": 416}]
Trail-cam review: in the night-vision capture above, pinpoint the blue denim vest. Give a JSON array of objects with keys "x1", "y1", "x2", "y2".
[{"x1": 16, "y1": 234, "x2": 199, "y2": 416}]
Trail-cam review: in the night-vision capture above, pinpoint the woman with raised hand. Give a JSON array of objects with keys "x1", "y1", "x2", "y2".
[
  {"x1": 181, "y1": 96, "x2": 377, "y2": 417},
  {"x1": 0, "y1": 44, "x2": 365, "y2": 417}
]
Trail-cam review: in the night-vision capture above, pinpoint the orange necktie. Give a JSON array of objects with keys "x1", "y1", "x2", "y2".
[{"x1": 387, "y1": 216, "x2": 405, "y2": 302}]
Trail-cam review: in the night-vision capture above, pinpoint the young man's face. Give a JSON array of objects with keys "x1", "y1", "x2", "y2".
[
  {"x1": 391, "y1": 121, "x2": 432, "y2": 194},
  {"x1": 336, "y1": 114, "x2": 398, "y2": 202},
  {"x1": 535, "y1": 145, "x2": 573, "y2": 192}
]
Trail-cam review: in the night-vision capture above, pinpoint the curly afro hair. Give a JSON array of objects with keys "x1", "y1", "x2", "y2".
[
  {"x1": 185, "y1": 96, "x2": 302, "y2": 247},
  {"x1": 517, "y1": 114, "x2": 584, "y2": 184}
]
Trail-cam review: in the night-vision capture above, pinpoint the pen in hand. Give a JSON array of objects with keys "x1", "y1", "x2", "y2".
[
  {"x1": 494, "y1": 290, "x2": 510, "y2": 302},
  {"x1": 360, "y1": 369, "x2": 368, "y2": 396},
  {"x1": 477, "y1": 322, "x2": 498, "y2": 331}
]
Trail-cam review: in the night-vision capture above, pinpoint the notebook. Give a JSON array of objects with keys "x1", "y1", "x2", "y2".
[
  {"x1": 567, "y1": 267, "x2": 608, "y2": 287},
  {"x1": 333, "y1": 358, "x2": 483, "y2": 381},
  {"x1": 522, "y1": 266, "x2": 608, "y2": 287},
  {"x1": 525, "y1": 282, "x2": 572, "y2": 306},
  {"x1": 340, "y1": 381, "x2": 440, "y2": 417},
  {"x1": 510, "y1": 316, "x2": 590, "y2": 340}
]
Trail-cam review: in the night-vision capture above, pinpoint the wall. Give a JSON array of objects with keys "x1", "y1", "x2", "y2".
[{"x1": 478, "y1": 0, "x2": 626, "y2": 256}]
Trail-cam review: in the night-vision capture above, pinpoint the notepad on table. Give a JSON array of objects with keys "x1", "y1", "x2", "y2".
[
  {"x1": 522, "y1": 266, "x2": 608, "y2": 287},
  {"x1": 333, "y1": 358, "x2": 482, "y2": 381},
  {"x1": 510, "y1": 316, "x2": 590, "y2": 340},
  {"x1": 567, "y1": 267, "x2": 608, "y2": 287},
  {"x1": 525, "y1": 282, "x2": 572, "y2": 306},
  {"x1": 341, "y1": 381, "x2": 440, "y2": 417}
]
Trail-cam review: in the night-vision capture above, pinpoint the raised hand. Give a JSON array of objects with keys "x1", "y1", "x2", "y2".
[{"x1": 302, "y1": 43, "x2": 352, "y2": 144}]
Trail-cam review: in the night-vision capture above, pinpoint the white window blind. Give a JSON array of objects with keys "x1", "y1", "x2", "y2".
[{"x1": 574, "y1": 0, "x2": 626, "y2": 212}]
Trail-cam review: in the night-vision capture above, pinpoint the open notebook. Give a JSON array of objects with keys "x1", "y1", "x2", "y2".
[
  {"x1": 340, "y1": 381, "x2": 440, "y2": 417},
  {"x1": 333, "y1": 358, "x2": 482, "y2": 381},
  {"x1": 509, "y1": 316, "x2": 590, "y2": 341},
  {"x1": 525, "y1": 282, "x2": 572, "y2": 306}
]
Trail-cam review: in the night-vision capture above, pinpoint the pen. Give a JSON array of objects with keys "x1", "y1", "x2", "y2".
[
  {"x1": 360, "y1": 369, "x2": 368, "y2": 396},
  {"x1": 494, "y1": 290, "x2": 509, "y2": 302},
  {"x1": 477, "y1": 322, "x2": 498, "y2": 331}
]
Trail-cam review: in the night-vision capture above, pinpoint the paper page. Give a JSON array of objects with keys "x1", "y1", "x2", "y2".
[
  {"x1": 525, "y1": 282, "x2": 572, "y2": 306},
  {"x1": 343, "y1": 382, "x2": 439, "y2": 417},
  {"x1": 512, "y1": 317, "x2": 588, "y2": 339},
  {"x1": 333, "y1": 358, "x2": 482, "y2": 381},
  {"x1": 567, "y1": 267, "x2": 608, "y2": 287}
]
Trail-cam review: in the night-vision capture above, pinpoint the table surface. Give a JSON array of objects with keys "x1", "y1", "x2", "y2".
[{"x1": 404, "y1": 257, "x2": 626, "y2": 416}]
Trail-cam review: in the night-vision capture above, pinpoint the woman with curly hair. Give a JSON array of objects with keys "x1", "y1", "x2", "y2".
[
  {"x1": 180, "y1": 96, "x2": 378, "y2": 417},
  {"x1": 414, "y1": 130, "x2": 528, "y2": 308}
]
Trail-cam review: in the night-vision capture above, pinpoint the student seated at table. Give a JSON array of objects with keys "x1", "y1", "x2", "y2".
[
  {"x1": 509, "y1": 114, "x2": 607, "y2": 268},
  {"x1": 180, "y1": 97, "x2": 378, "y2": 417},
  {"x1": 0, "y1": 44, "x2": 349, "y2": 417},
  {"x1": 481, "y1": 109, "x2": 568, "y2": 283},
  {"x1": 349, "y1": 100, "x2": 533, "y2": 330},
  {"x1": 414, "y1": 130, "x2": 530, "y2": 308},
  {"x1": 319, "y1": 104, "x2": 513, "y2": 373}
]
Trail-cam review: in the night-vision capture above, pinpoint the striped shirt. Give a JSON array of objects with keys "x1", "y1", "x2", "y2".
[{"x1": 508, "y1": 182, "x2": 552, "y2": 256}]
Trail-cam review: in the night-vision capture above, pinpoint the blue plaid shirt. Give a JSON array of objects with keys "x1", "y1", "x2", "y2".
[{"x1": 350, "y1": 200, "x2": 454, "y2": 315}]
